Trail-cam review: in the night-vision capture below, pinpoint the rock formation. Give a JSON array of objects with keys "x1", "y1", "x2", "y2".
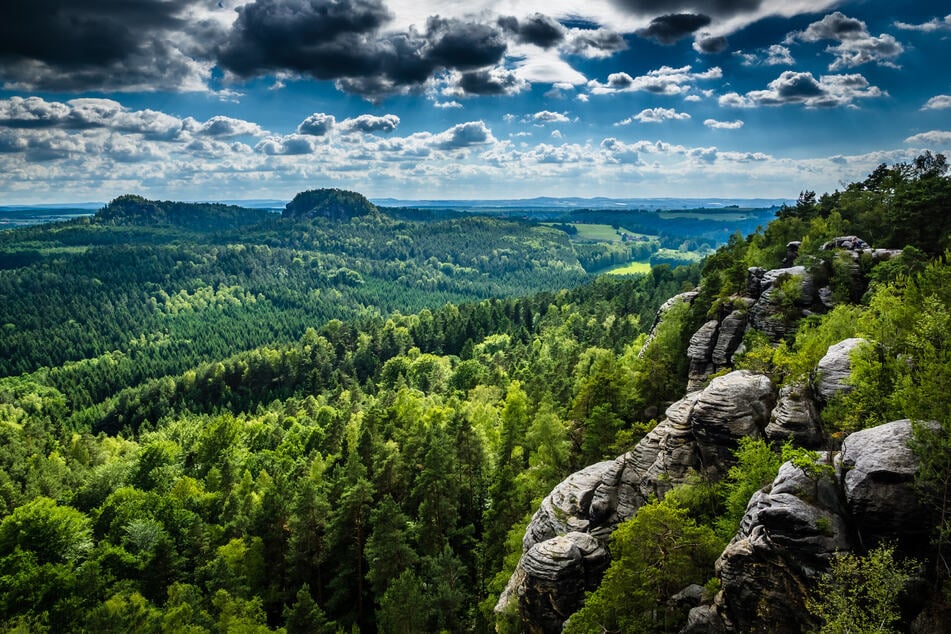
[
  {"x1": 496, "y1": 370, "x2": 777, "y2": 632},
  {"x1": 814, "y1": 337, "x2": 867, "y2": 402},
  {"x1": 694, "y1": 419, "x2": 936, "y2": 632}
]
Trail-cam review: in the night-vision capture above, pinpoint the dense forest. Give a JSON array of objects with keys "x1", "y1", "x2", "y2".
[{"x1": 0, "y1": 154, "x2": 949, "y2": 632}]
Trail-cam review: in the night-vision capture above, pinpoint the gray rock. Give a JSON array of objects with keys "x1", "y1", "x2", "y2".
[
  {"x1": 765, "y1": 382, "x2": 823, "y2": 448},
  {"x1": 747, "y1": 267, "x2": 766, "y2": 299},
  {"x1": 749, "y1": 268, "x2": 816, "y2": 341},
  {"x1": 703, "y1": 420, "x2": 936, "y2": 632},
  {"x1": 523, "y1": 458, "x2": 624, "y2": 551},
  {"x1": 838, "y1": 419, "x2": 936, "y2": 550},
  {"x1": 814, "y1": 337, "x2": 867, "y2": 402},
  {"x1": 821, "y1": 235, "x2": 870, "y2": 251},
  {"x1": 691, "y1": 371, "x2": 776, "y2": 477},
  {"x1": 711, "y1": 310, "x2": 748, "y2": 366},
  {"x1": 687, "y1": 320, "x2": 721, "y2": 392},
  {"x1": 688, "y1": 320, "x2": 720, "y2": 362},
  {"x1": 670, "y1": 584, "x2": 706, "y2": 610},
  {"x1": 683, "y1": 604, "x2": 728, "y2": 633},
  {"x1": 510, "y1": 532, "x2": 610, "y2": 634}
]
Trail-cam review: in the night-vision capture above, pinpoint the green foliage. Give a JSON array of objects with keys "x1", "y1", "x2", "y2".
[
  {"x1": 564, "y1": 493, "x2": 724, "y2": 633},
  {"x1": 716, "y1": 437, "x2": 782, "y2": 539},
  {"x1": 808, "y1": 544, "x2": 916, "y2": 634}
]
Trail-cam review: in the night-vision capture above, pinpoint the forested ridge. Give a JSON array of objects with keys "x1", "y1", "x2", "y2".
[{"x1": 1, "y1": 157, "x2": 950, "y2": 633}]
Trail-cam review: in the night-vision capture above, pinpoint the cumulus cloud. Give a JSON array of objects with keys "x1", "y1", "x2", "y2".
[
  {"x1": 0, "y1": 96, "x2": 189, "y2": 140},
  {"x1": 256, "y1": 134, "x2": 316, "y2": 155},
  {"x1": 694, "y1": 34, "x2": 729, "y2": 53},
  {"x1": 636, "y1": 14, "x2": 711, "y2": 44},
  {"x1": 194, "y1": 115, "x2": 266, "y2": 137},
  {"x1": 704, "y1": 118, "x2": 744, "y2": 129},
  {"x1": 431, "y1": 121, "x2": 495, "y2": 150},
  {"x1": 562, "y1": 27, "x2": 628, "y2": 59},
  {"x1": 588, "y1": 65, "x2": 722, "y2": 95},
  {"x1": 529, "y1": 111, "x2": 570, "y2": 124},
  {"x1": 617, "y1": 107, "x2": 691, "y2": 124},
  {"x1": 340, "y1": 114, "x2": 401, "y2": 133},
  {"x1": 297, "y1": 113, "x2": 337, "y2": 136},
  {"x1": 719, "y1": 70, "x2": 884, "y2": 108},
  {"x1": 923, "y1": 95, "x2": 951, "y2": 110},
  {"x1": 786, "y1": 12, "x2": 904, "y2": 70},
  {"x1": 894, "y1": 14, "x2": 951, "y2": 32},
  {"x1": 905, "y1": 130, "x2": 951, "y2": 146},
  {"x1": 443, "y1": 68, "x2": 529, "y2": 97}
]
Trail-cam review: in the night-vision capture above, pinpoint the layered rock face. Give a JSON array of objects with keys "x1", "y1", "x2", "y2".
[
  {"x1": 694, "y1": 420, "x2": 936, "y2": 633},
  {"x1": 496, "y1": 371, "x2": 777, "y2": 632}
]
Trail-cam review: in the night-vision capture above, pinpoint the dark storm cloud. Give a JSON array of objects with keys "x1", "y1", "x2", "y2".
[
  {"x1": 425, "y1": 17, "x2": 507, "y2": 70},
  {"x1": 0, "y1": 0, "x2": 220, "y2": 91},
  {"x1": 219, "y1": 0, "x2": 394, "y2": 77},
  {"x1": 498, "y1": 14, "x2": 565, "y2": 48},
  {"x1": 0, "y1": 0, "x2": 190, "y2": 67},
  {"x1": 458, "y1": 70, "x2": 524, "y2": 96},
  {"x1": 636, "y1": 14, "x2": 711, "y2": 44},
  {"x1": 219, "y1": 2, "x2": 507, "y2": 100},
  {"x1": 611, "y1": 0, "x2": 761, "y2": 20}
]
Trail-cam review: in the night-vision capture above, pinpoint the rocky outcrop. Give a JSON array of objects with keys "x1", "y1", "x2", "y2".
[
  {"x1": 764, "y1": 383, "x2": 822, "y2": 448},
  {"x1": 821, "y1": 235, "x2": 870, "y2": 251},
  {"x1": 641, "y1": 289, "x2": 700, "y2": 357},
  {"x1": 712, "y1": 311, "x2": 748, "y2": 366},
  {"x1": 749, "y1": 267, "x2": 817, "y2": 341},
  {"x1": 814, "y1": 337, "x2": 867, "y2": 402},
  {"x1": 697, "y1": 419, "x2": 936, "y2": 633},
  {"x1": 497, "y1": 371, "x2": 777, "y2": 632},
  {"x1": 513, "y1": 533, "x2": 610, "y2": 634}
]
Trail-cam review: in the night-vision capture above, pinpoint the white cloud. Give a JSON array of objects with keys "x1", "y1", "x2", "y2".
[
  {"x1": 530, "y1": 110, "x2": 570, "y2": 124},
  {"x1": 617, "y1": 108, "x2": 691, "y2": 124},
  {"x1": 704, "y1": 118, "x2": 744, "y2": 129},
  {"x1": 895, "y1": 14, "x2": 951, "y2": 32},
  {"x1": 786, "y1": 12, "x2": 904, "y2": 70},
  {"x1": 719, "y1": 71, "x2": 884, "y2": 108},
  {"x1": 434, "y1": 100, "x2": 463, "y2": 109},
  {"x1": 922, "y1": 95, "x2": 951, "y2": 110},
  {"x1": 587, "y1": 65, "x2": 722, "y2": 96},
  {"x1": 905, "y1": 130, "x2": 951, "y2": 146}
]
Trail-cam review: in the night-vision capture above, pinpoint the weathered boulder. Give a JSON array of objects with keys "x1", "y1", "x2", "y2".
[
  {"x1": 838, "y1": 419, "x2": 936, "y2": 551},
  {"x1": 692, "y1": 371, "x2": 775, "y2": 477},
  {"x1": 814, "y1": 337, "x2": 867, "y2": 402},
  {"x1": 764, "y1": 383, "x2": 823, "y2": 448},
  {"x1": 523, "y1": 459, "x2": 624, "y2": 550},
  {"x1": 516, "y1": 532, "x2": 610, "y2": 634}
]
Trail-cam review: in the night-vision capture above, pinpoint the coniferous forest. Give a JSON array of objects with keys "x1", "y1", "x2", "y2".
[{"x1": 1, "y1": 156, "x2": 950, "y2": 632}]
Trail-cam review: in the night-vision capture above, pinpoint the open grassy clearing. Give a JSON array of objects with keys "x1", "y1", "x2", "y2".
[{"x1": 603, "y1": 260, "x2": 653, "y2": 275}]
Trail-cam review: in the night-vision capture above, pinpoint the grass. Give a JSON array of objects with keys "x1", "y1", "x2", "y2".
[
  {"x1": 543, "y1": 223, "x2": 656, "y2": 243},
  {"x1": 604, "y1": 260, "x2": 653, "y2": 275}
]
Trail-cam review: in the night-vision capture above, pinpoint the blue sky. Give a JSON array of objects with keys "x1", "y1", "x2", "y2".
[{"x1": 0, "y1": 0, "x2": 949, "y2": 203}]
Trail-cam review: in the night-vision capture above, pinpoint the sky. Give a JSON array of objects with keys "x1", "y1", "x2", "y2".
[{"x1": 0, "y1": 0, "x2": 949, "y2": 204}]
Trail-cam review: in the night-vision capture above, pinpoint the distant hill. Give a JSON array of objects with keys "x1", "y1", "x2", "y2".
[
  {"x1": 283, "y1": 188, "x2": 378, "y2": 220},
  {"x1": 94, "y1": 194, "x2": 270, "y2": 230}
]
